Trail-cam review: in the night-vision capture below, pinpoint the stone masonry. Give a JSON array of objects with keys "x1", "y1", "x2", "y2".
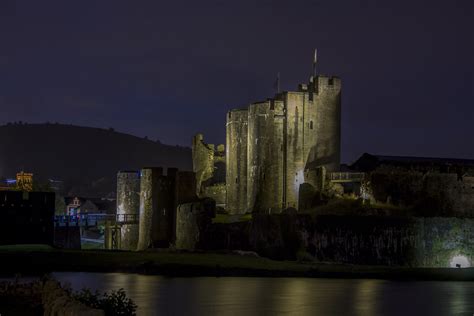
[{"x1": 226, "y1": 75, "x2": 341, "y2": 214}]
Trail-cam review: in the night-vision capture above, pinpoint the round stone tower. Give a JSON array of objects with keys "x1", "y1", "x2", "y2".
[
  {"x1": 116, "y1": 171, "x2": 140, "y2": 250},
  {"x1": 136, "y1": 167, "x2": 162, "y2": 251}
]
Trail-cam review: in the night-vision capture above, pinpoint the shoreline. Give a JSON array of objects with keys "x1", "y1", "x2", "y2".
[{"x1": 1, "y1": 246, "x2": 473, "y2": 281}]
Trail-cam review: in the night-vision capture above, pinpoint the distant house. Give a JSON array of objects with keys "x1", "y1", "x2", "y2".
[{"x1": 65, "y1": 196, "x2": 116, "y2": 215}]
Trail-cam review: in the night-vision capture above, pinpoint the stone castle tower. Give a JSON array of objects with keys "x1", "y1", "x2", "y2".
[{"x1": 226, "y1": 75, "x2": 341, "y2": 214}]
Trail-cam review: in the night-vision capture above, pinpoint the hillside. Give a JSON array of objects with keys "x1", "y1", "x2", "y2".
[{"x1": 0, "y1": 123, "x2": 192, "y2": 196}]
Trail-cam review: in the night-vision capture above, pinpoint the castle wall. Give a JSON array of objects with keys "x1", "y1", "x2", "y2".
[
  {"x1": 247, "y1": 101, "x2": 272, "y2": 212},
  {"x1": 246, "y1": 214, "x2": 474, "y2": 266},
  {"x1": 175, "y1": 199, "x2": 215, "y2": 250},
  {"x1": 192, "y1": 134, "x2": 214, "y2": 194},
  {"x1": 283, "y1": 92, "x2": 307, "y2": 209},
  {"x1": 225, "y1": 75, "x2": 341, "y2": 214},
  {"x1": 311, "y1": 76, "x2": 341, "y2": 172},
  {"x1": 279, "y1": 76, "x2": 341, "y2": 210},
  {"x1": 137, "y1": 167, "x2": 162, "y2": 250},
  {"x1": 261, "y1": 101, "x2": 285, "y2": 213},
  {"x1": 116, "y1": 171, "x2": 140, "y2": 250},
  {"x1": 192, "y1": 134, "x2": 226, "y2": 207},
  {"x1": 368, "y1": 170, "x2": 474, "y2": 217},
  {"x1": 226, "y1": 109, "x2": 248, "y2": 214},
  {"x1": 308, "y1": 216, "x2": 474, "y2": 267}
]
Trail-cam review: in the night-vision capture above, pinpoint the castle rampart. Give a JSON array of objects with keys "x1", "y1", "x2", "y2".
[{"x1": 226, "y1": 75, "x2": 341, "y2": 213}]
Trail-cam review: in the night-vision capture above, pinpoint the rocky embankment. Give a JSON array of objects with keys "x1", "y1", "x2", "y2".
[{"x1": 0, "y1": 278, "x2": 104, "y2": 316}]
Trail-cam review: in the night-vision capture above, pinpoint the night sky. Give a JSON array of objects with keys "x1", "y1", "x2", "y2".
[{"x1": 0, "y1": 0, "x2": 472, "y2": 163}]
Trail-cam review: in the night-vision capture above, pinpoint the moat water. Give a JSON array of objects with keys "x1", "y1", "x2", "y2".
[{"x1": 49, "y1": 272, "x2": 474, "y2": 316}]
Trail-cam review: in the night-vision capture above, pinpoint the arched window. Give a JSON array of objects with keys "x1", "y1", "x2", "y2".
[{"x1": 310, "y1": 120, "x2": 314, "y2": 129}]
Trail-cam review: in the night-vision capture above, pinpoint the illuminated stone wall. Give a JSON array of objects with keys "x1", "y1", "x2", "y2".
[
  {"x1": 226, "y1": 109, "x2": 249, "y2": 214},
  {"x1": 192, "y1": 134, "x2": 214, "y2": 194},
  {"x1": 226, "y1": 75, "x2": 341, "y2": 213},
  {"x1": 175, "y1": 199, "x2": 215, "y2": 250},
  {"x1": 308, "y1": 216, "x2": 474, "y2": 267},
  {"x1": 247, "y1": 214, "x2": 474, "y2": 267},
  {"x1": 137, "y1": 167, "x2": 162, "y2": 250},
  {"x1": 367, "y1": 170, "x2": 474, "y2": 217},
  {"x1": 116, "y1": 171, "x2": 140, "y2": 250},
  {"x1": 192, "y1": 134, "x2": 226, "y2": 207}
]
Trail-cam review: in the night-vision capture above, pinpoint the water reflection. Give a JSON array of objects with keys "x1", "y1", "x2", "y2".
[{"x1": 51, "y1": 272, "x2": 474, "y2": 316}]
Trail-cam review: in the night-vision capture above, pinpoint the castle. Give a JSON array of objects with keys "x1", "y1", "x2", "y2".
[
  {"x1": 194, "y1": 73, "x2": 342, "y2": 214},
  {"x1": 111, "y1": 54, "x2": 474, "y2": 269}
]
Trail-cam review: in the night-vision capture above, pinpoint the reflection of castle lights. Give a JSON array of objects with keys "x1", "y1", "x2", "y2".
[{"x1": 449, "y1": 255, "x2": 471, "y2": 268}]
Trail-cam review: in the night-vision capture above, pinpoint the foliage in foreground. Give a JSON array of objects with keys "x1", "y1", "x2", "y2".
[{"x1": 72, "y1": 287, "x2": 137, "y2": 316}]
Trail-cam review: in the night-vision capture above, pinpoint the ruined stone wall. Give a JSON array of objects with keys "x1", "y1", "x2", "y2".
[
  {"x1": 175, "y1": 199, "x2": 215, "y2": 250},
  {"x1": 192, "y1": 134, "x2": 226, "y2": 207},
  {"x1": 233, "y1": 214, "x2": 474, "y2": 266},
  {"x1": 151, "y1": 172, "x2": 173, "y2": 248},
  {"x1": 116, "y1": 171, "x2": 140, "y2": 250},
  {"x1": 192, "y1": 134, "x2": 214, "y2": 194},
  {"x1": 368, "y1": 169, "x2": 474, "y2": 217},
  {"x1": 283, "y1": 92, "x2": 307, "y2": 209},
  {"x1": 226, "y1": 109, "x2": 249, "y2": 214},
  {"x1": 311, "y1": 76, "x2": 341, "y2": 172},
  {"x1": 308, "y1": 216, "x2": 474, "y2": 267},
  {"x1": 246, "y1": 100, "x2": 286, "y2": 213},
  {"x1": 263, "y1": 100, "x2": 285, "y2": 213}
]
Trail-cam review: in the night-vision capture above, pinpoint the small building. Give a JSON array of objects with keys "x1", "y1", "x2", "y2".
[
  {"x1": 65, "y1": 196, "x2": 116, "y2": 215},
  {"x1": 0, "y1": 191, "x2": 55, "y2": 245},
  {"x1": 16, "y1": 171, "x2": 33, "y2": 192}
]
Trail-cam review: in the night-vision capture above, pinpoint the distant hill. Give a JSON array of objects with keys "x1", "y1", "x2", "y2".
[{"x1": 0, "y1": 123, "x2": 192, "y2": 196}]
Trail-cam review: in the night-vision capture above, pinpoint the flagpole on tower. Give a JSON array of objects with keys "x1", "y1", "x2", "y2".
[
  {"x1": 277, "y1": 72, "x2": 280, "y2": 93},
  {"x1": 274, "y1": 72, "x2": 280, "y2": 94}
]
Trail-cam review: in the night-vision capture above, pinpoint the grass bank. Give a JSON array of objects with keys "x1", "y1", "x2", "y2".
[{"x1": 1, "y1": 245, "x2": 473, "y2": 281}]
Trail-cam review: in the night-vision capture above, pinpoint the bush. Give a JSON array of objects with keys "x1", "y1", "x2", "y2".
[{"x1": 73, "y1": 288, "x2": 137, "y2": 316}]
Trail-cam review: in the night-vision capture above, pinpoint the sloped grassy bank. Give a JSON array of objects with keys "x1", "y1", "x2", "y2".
[{"x1": 1, "y1": 245, "x2": 474, "y2": 281}]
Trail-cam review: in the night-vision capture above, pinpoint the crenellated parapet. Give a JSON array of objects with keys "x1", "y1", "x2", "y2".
[{"x1": 225, "y1": 73, "x2": 341, "y2": 214}]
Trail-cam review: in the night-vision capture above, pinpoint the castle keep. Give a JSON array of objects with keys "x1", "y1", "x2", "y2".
[{"x1": 226, "y1": 75, "x2": 341, "y2": 214}]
